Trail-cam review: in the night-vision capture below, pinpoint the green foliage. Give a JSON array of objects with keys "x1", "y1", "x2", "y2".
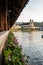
[
  {"x1": 4, "y1": 49, "x2": 11, "y2": 61},
  {"x1": 3, "y1": 31, "x2": 27, "y2": 65},
  {"x1": 7, "y1": 31, "x2": 14, "y2": 45}
]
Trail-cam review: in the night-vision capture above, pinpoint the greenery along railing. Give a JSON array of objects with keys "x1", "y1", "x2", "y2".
[{"x1": 3, "y1": 31, "x2": 28, "y2": 65}]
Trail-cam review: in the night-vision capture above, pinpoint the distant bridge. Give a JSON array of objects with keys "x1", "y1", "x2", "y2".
[{"x1": 0, "y1": 0, "x2": 29, "y2": 31}]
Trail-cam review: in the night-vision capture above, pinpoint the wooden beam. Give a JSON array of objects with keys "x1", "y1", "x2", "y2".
[{"x1": 1, "y1": 13, "x2": 5, "y2": 31}]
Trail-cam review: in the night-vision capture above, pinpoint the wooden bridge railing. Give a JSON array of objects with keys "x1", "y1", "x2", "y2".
[{"x1": 0, "y1": 31, "x2": 9, "y2": 65}]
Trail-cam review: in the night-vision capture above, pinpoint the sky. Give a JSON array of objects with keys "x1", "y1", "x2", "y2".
[{"x1": 16, "y1": 0, "x2": 43, "y2": 22}]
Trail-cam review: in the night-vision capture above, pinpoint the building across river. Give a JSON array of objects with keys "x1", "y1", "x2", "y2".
[{"x1": 21, "y1": 19, "x2": 43, "y2": 31}]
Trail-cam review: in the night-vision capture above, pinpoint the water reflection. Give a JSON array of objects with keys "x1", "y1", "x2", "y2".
[{"x1": 13, "y1": 31, "x2": 43, "y2": 65}]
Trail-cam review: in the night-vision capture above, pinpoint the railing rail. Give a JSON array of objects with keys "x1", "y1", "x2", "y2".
[
  {"x1": 0, "y1": 31, "x2": 9, "y2": 65},
  {"x1": 0, "y1": 31, "x2": 9, "y2": 55}
]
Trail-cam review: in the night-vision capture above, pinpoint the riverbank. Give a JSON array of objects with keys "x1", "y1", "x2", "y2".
[
  {"x1": 3, "y1": 31, "x2": 28, "y2": 65},
  {"x1": 10, "y1": 27, "x2": 40, "y2": 32},
  {"x1": 21, "y1": 28, "x2": 40, "y2": 32}
]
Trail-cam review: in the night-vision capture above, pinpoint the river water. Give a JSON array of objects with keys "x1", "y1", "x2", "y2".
[{"x1": 13, "y1": 31, "x2": 43, "y2": 65}]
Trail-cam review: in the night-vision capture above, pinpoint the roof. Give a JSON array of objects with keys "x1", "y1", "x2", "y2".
[
  {"x1": 0, "y1": 0, "x2": 29, "y2": 28},
  {"x1": 22, "y1": 22, "x2": 30, "y2": 25},
  {"x1": 8, "y1": 0, "x2": 29, "y2": 27}
]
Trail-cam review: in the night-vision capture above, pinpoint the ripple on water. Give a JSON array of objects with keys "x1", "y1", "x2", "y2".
[{"x1": 13, "y1": 31, "x2": 43, "y2": 65}]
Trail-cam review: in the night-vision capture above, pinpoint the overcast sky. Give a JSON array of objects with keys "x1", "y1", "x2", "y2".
[{"x1": 16, "y1": 0, "x2": 43, "y2": 22}]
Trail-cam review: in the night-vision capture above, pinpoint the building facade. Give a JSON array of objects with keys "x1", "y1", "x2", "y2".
[{"x1": 21, "y1": 19, "x2": 35, "y2": 29}]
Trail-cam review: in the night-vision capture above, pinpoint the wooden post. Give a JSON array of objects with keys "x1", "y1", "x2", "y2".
[
  {"x1": 8, "y1": 19, "x2": 10, "y2": 30},
  {"x1": 5, "y1": 0, "x2": 8, "y2": 30},
  {"x1": 0, "y1": 0, "x2": 8, "y2": 31},
  {"x1": 1, "y1": 13, "x2": 5, "y2": 31}
]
